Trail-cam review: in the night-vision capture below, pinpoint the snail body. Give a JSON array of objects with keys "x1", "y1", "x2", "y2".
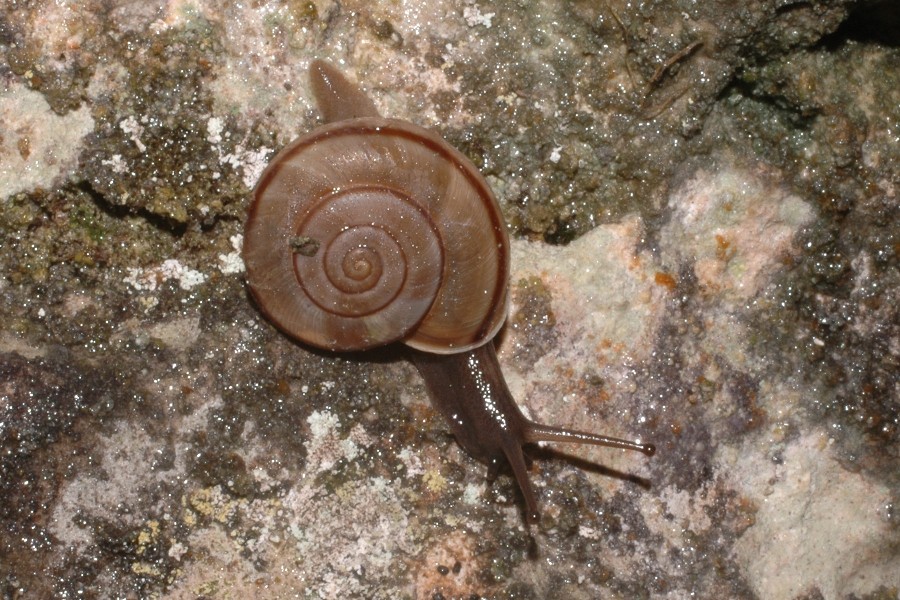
[{"x1": 244, "y1": 60, "x2": 654, "y2": 523}]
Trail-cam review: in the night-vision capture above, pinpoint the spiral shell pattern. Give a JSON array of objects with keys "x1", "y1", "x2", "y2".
[{"x1": 244, "y1": 118, "x2": 509, "y2": 353}]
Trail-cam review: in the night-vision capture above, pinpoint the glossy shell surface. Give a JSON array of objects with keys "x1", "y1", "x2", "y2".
[{"x1": 244, "y1": 117, "x2": 509, "y2": 353}]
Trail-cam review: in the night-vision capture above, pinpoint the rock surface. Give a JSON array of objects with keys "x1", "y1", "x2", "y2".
[{"x1": 1, "y1": 1, "x2": 897, "y2": 598}]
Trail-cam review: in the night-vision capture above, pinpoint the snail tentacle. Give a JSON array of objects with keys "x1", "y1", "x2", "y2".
[
  {"x1": 524, "y1": 422, "x2": 657, "y2": 457},
  {"x1": 501, "y1": 439, "x2": 542, "y2": 524}
]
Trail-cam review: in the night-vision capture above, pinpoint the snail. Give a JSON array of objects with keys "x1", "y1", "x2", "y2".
[{"x1": 243, "y1": 60, "x2": 655, "y2": 523}]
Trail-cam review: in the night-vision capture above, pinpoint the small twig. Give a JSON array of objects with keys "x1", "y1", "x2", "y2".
[
  {"x1": 648, "y1": 40, "x2": 703, "y2": 88},
  {"x1": 602, "y1": 1, "x2": 638, "y2": 90},
  {"x1": 640, "y1": 40, "x2": 703, "y2": 118},
  {"x1": 640, "y1": 85, "x2": 690, "y2": 119}
]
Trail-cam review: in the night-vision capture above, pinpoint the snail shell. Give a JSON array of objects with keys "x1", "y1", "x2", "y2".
[{"x1": 244, "y1": 83, "x2": 508, "y2": 353}]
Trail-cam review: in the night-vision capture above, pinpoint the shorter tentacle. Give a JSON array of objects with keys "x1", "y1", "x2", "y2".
[{"x1": 502, "y1": 441, "x2": 541, "y2": 524}]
